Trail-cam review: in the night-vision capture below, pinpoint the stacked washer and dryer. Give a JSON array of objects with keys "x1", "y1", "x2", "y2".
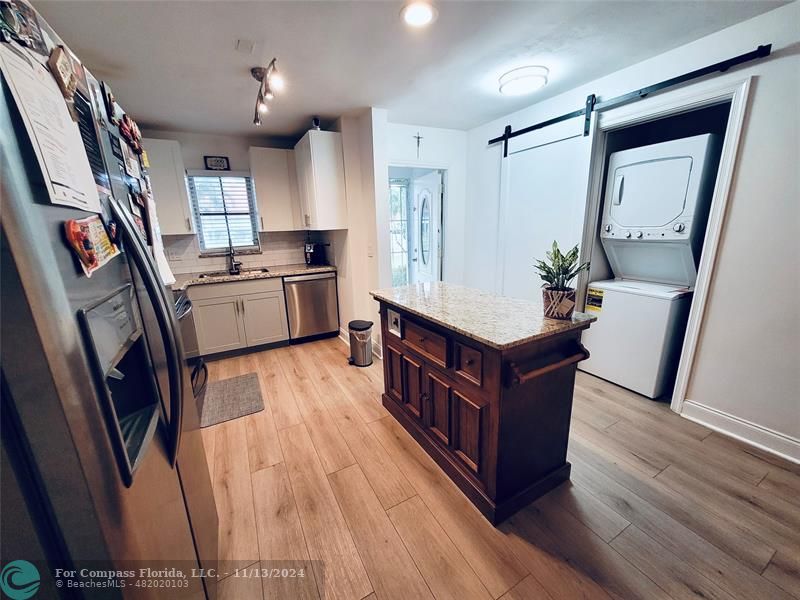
[{"x1": 580, "y1": 134, "x2": 722, "y2": 399}]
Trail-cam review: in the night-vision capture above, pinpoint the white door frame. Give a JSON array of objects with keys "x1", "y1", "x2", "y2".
[
  {"x1": 579, "y1": 76, "x2": 753, "y2": 416},
  {"x1": 387, "y1": 163, "x2": 446, "y2": 283}
]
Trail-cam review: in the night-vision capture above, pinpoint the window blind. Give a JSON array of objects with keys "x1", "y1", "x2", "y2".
[{"x1": 187, "y1": 175, "x2": 259, "y2": 252}]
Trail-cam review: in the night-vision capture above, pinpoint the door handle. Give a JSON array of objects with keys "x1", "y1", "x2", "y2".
[
  {"x1": 612, "y1": 174, "x2": 624, "y2": 206},
  {"x1": 185, "y1": 217, "x2": 191, "y2": 231},
  {"x1": 109, "y1": 199, "x2": 185, "y2": 467},
  {"x1": 260, "y1": 216, "x2": 265, "y2": 230},
  {"x1": 240, "y1": 298, "x2": 245, "y2": 314}
]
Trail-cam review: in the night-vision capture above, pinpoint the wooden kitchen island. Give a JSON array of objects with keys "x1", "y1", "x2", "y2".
[{"x1": 371, "y1": 282, "x2": 596, "y2": 524}]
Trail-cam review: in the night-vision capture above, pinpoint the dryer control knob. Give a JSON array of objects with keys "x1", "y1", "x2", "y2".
[
  {"x1": 635, "y1": 231, "x2": 643, "y2": 239},
  {"x1": 673, "y1": 223, "x2": 686, "y2": 233},
  {"x1": 625, "y1": 231, "x2": 632, "y2": 239},
  {"x1": 604, "y1": 224, "x2": 612, "y2": 233}
]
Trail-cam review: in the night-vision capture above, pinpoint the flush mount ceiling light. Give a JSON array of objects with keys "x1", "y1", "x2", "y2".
[
  {"x1": 400, "y1": 1, "x2": 437, "y2": 28},
  {"x1": 251, "y1": 58, "x2": 284, "y2": 126},
  {"x1": 498, "y1": 65, "x2": 549, "y2": 96}
]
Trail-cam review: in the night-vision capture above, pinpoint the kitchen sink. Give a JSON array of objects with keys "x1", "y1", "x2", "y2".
[{"x1": 197, "y1": 267, "x2": 269, "y2": 279}]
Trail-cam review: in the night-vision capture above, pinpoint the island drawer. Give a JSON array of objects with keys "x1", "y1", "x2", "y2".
[
  {"x1": 454, "y1": 342, "x2": 483, "y2": 386},
  {"x1": 403, "y1": 320, "x2": 448, "y2": 368}
]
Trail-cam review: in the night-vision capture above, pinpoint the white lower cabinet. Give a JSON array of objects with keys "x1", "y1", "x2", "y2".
[
  {"x1": 194, "y1": 297, "x2": 247, "y2": 354},
  {"x1": 241, "y1": 291, "x2": 289, "y2": 346},
  {"x1": 187, "y1": 278, "x2": 289, "y2": 356}
]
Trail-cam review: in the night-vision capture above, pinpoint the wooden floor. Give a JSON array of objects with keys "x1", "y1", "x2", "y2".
[{"x1": 202, "y1": 338, "x2": 800, "y2": 600}]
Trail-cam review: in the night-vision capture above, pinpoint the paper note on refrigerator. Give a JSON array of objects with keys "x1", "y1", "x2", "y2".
[{"x1": 0, "y1": 43, "x2": 101, "y2": 213}]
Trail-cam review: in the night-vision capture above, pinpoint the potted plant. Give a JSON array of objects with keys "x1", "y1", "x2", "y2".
[{"x1": 534, "y1": 241, "x2": 589, "y2": 320}]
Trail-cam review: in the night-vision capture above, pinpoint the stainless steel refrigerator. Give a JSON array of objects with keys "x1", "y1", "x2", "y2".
[{"x1": 0, "y1": 29, "x2": 218, "y2": 600}]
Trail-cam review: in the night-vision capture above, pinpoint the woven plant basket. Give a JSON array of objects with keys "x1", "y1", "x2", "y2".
[{"x1": 542, "y1": 287, "x2": 576, "y2": 320}]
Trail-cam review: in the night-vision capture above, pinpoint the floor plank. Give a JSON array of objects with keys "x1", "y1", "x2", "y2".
[
  {"x1": 370, "y1": 416, "x2": 527, "y2": 598},
  {"x1": 568, "y1": 441, "x2": 777, "y2": 573},
  {"x1": 701, "y1": 432, "x2": 800, "y2": 476},
  {"x1": 213, "y1": 418, "x2": 260, "y2": 573},
  {"x1": 523, "y1": 498, "x2": 671, "y2": 600},
  {"x1": 497, "y1": 575, "x2": 553, "y2": 600},
  {"x1": 278, "y1": 423, "x2": 372, "y2": 600},
  {"x1": 610, "y1": 525, "x2": 736, "y2": 600},
  {"x1": 388, "y1": 495, "x2": 493, "y2": 600},
  {"x1": 499, "y1": 508, "x2": 615, "y2": 600},
  {"x1": 301, "y1": 342, "x2": 416, "y2": 509},
  {"x1": 537, "y1": 482, "x2": 630, "y2": 543},
  {"x1": 569, "y1": 444, "x2": 793, "y2": 600},
  {"x1": 313, "y1": 341, "x2": 389, "y2": 423},
  {"x1": 759, "y1": 467, "x2": 800, "y2": 509},
  {"x1": 251, "y1": 463, "x2": 320, "y2": 600},
  {"x1": 217, "y1": 570, "x2": 263, "y2": 600},
  {"x1": 277, "y1": 347, "x2": 356, "y2": 474},
  {"x1": 241, "y1": 354, "x2": 283, "y2": 472},
  {"x1": 256, "y1": 350, "x2": 304, "y2": 430},
  {"x1": 329, "y1": 465, "x2": 434, "y2": 600}
]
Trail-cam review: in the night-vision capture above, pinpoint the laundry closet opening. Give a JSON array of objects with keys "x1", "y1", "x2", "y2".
[
  {"x1": 388, "y1": 166, "x2": 445, "y2": 287},
  {"x1": 579, "y1": 101, "x2": 731, "y2": 402}
]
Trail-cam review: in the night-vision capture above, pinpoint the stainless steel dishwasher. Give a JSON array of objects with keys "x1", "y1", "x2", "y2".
[{"x1": 283, "y1": 272, "x2": 339, "y2": 340}]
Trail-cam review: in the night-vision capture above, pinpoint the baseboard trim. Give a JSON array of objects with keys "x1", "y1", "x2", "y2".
[{"x1": 681, "y1": 400, "x2": 800, "y2": 464}]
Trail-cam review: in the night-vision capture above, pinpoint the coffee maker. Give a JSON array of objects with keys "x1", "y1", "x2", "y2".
[{"x1": 304, "y1": 242, "x2": 329, "y2": 266}]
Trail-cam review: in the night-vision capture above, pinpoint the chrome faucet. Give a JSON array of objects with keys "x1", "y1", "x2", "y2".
[{"x1": 227, "y1": 244, "x2": 242, "y2": 275}]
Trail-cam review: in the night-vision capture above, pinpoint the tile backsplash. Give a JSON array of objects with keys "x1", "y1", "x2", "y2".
[{"x1": 163, "y1": 231, "x2": 307, "y2": 274}]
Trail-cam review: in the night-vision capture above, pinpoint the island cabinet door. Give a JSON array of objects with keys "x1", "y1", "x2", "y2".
[
  {"x1": 385, "y1": 345, "x2": 403, "y2": 402},
  {"x1": 401, "y1": 354, "x2": 424, "y2": 422},
  {"x1": 452, "y1": 390, "x2": 488, "y2": 479},
  {"x1": 424, "y1": 368, "x2": 452, "y2": 446}
]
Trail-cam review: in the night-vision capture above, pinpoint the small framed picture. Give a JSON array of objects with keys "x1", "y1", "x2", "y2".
[{"x1": 204, "y1": 155, "x2": 230, "y2": 171}]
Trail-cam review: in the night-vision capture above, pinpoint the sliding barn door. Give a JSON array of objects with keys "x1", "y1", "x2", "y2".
[{"x1": 495, "y1": 118, "x2": 595, "y2": 301}]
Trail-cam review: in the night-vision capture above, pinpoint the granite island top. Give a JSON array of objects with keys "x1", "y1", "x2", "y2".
[
  {"x1": 172, "y1": 264, "x2": 336, "y2": 292},
  {"x1": 370, "y1": 282, "x2": 595, "y2": 350}
]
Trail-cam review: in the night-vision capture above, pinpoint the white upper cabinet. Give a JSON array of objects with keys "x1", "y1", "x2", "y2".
[
  {"x1": 294, "y1": 130, "x2": 347, "y2": 230},
  {"x1": 142, "y1": 138, "x2": 193, "y2": 235},
  {"x1": 248, "y1": 147, "x2": 302, "y2": 231}
]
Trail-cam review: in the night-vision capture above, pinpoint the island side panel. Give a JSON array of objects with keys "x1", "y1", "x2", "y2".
[{"x1": 494, "y1": 330, "x2": 589, "y2": 514}]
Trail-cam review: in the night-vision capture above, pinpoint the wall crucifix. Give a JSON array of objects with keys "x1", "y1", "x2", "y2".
[{"x1": 414, "y1": 131, "x2": 424, "y2": 159}]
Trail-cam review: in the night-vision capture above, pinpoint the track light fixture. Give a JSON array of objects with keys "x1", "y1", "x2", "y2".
[{"x1": 251, "y1": 58, "x2": 283, "y2": 126}]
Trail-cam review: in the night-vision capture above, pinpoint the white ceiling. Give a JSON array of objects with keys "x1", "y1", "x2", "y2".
[{"x1": 35, "y1": 1, "x2": 782, "y2": 140}]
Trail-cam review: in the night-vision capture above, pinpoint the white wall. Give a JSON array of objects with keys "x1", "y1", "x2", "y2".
[
  {"x1": 464, "y1": 2, "x2": 800, "y2": 459},
  {"x1": 386, "y1": 122, "x2": 468, "y2": 284},
  {"x1": 325, "y1": 110, "x2": 383, "y2": 342}
]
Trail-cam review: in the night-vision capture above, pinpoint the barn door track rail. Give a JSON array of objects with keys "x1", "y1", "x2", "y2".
[{"x1": 489, "y1": 44, "x2": 772, "y2": 157}]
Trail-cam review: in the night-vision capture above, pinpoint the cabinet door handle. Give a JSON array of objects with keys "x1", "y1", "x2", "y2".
[
  {"x1": 234, "y1": 299, "x2": 239, "y2": 316},
  {"x1": 185, "y1": 217, "x2": 191, "y2": 231},
  {"x1": 465, "y1": 358, "x2": 474, "y2": 366},
  {"x1": 240, "y1": 298, "x2": 245, "y2": 314},
  {"x1": 260, "y1": 216, "x2": 265, "y2": 230}
]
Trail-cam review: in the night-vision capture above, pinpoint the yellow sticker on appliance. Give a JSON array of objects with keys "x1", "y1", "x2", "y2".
[{"x1": 586, "y1": 288, "x2": 604, "y2": 312}]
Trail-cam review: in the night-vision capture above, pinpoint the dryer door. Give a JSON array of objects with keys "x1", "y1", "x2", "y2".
[{"x1": 609, "y1": 157, "x2": 692, "y2": 228}]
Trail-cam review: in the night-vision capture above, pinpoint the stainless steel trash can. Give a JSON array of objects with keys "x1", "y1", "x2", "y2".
[{"x1": 348, "y1": 320, "x2": 373, "y2": 367}]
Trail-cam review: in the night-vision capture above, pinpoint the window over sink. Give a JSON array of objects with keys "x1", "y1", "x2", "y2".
[{"x1": 187, "y1": 172, "x2": 260, "y2": 253}]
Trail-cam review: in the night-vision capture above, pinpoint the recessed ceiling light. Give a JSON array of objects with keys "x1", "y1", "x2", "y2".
[
  {"x1": 401, "y1": 1, "x2": 437, "y2": 28},
  {"x1": 498, "y1": 66, "x2": 549, "y2": 96}
]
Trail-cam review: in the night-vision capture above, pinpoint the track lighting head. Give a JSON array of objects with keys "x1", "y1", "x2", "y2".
[{"x1": 251, "y1": 58, "x2": 283, "y2": 126}]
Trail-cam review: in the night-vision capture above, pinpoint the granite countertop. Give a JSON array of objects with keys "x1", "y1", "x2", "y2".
[
  {"x1": 370, "y1": 282, "x2": 595, "y2": 350},
  {"x1": 172, "y1": 264, "x2": 336, "y2": 291}
]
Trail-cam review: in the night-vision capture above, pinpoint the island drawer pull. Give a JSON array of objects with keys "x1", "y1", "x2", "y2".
[{"x1": 507, "y1": 344, "x2": 589, "y2": 386}]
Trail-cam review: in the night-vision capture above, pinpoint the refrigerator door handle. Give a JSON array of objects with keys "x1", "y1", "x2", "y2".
[{"x1": 109, "y1": 199, "x2": 185, "y2": 466}]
